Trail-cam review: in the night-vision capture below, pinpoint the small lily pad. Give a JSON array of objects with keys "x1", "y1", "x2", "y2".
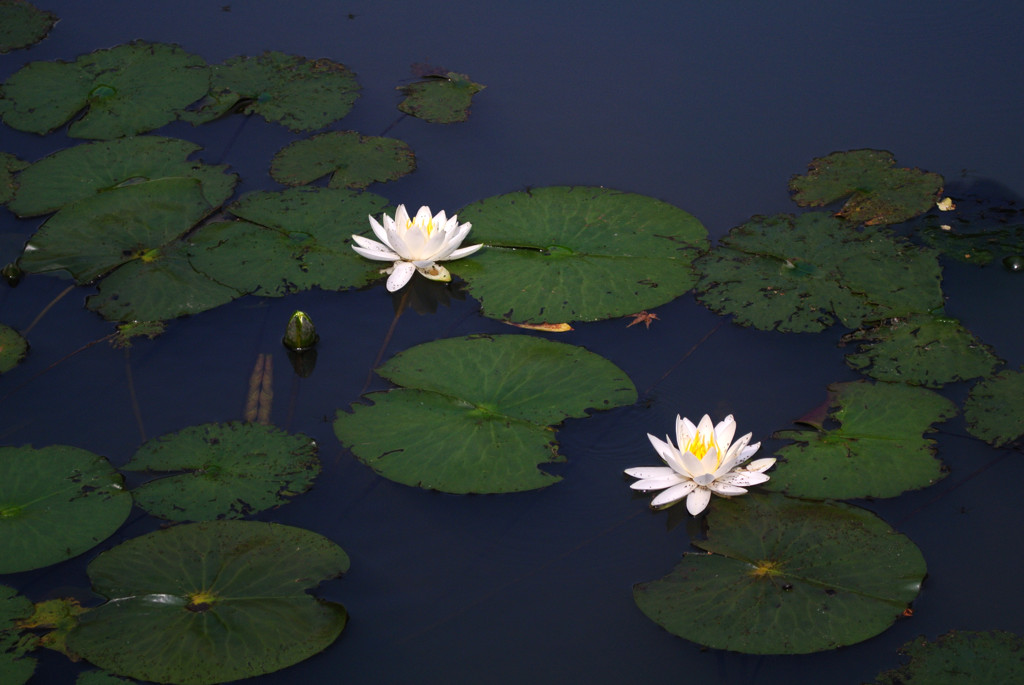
[
  {"x1": 1, "y1": 152, "x2": 28, "y2": 205},
  {"x1": 398, "y1": 71, "x2": 485, "y2": 123},
  {"x1": 0, "y1": 323, "x2": 28, "y2": 374},
  {"x1": 843, "y1": 314, "x2": 1002, "y2": 386},
  {"x1": 270, "y1": 131, "x2": 416, "y2": 189},
  {"x1": 455, "y1": 186, "x2": 708, "y2": 323},
  {"x1": 0, "y1": 445, "x2": 131, "y2": 574},
  {"x1": 67, "y1": 521, "x2": 349, "y2": 685},
  {"x1": 124, "y1": 422, "x2": 320, "y2": 522},
  {"x1": 964, "y1": 367, "x2": 1024, "y2": 447},
  {"x1": 1, "y1": 41, "x2": 210, "y2": 139},
  {"x1": 334, "y1": 334, "x2": 637, "y2": 493},
  {"x1": 919, "y1": 220, "x2": 1024, "y2": 267},
  {"x1": 9, "y1": 136, "x2": 238, "y2": 217},
  {"x1": 695, "y1": 212, "x2": 943, "y2": 332},
  {"x1": 871, "y1": 630, "x2": 1024, "y2": 685},
  {"x1": 0, "y1": 0, "x2": 57, "y2": 54},
  {"x1": 184, "y1": 51, "x2": 359, "y2": 131},
  {"x1": 1, "y1": 585, "x2": 35, "y2": 685},
  {"x1": 633, "y1": 493, "x2": 926, "y2": 654},
  {"x1": 765, "y1": 380, "x2": 955, "y2": 499},
  {"x1": 789, "y1": 150, "x2": 943, "y2": 225}
]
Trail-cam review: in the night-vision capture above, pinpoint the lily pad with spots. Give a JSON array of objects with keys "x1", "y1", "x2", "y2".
[
  {"x1": 871, "y1": 630, "x2": 1024, "y2": 685},
  {"x1": 789, "y1": 150, "x2": 943, "y2": 226},
  {"x1": 0, "y1": 152, "x2": 28, "y2": 205},
  {"x1": 1, "y1": 585, "x2": 35, "y2": 685},
  {"x1": 66, "y1": 521, "x2": 349, "y2": 685},
  {"x1": 0, "y1": 445, "x2": 132, "y2": 574},
  {"x1": 454, "y1": 186, "x2": 708, "y2": 324},
  {"x1": 964, "y1": 366, "x2": 1024, "y2": 447},
  {"x1": 334, "y1": 334, "x2": 637, "y2": 493},
  {"x1": 1, "y1": 41, "x2": 210, "y2": 139},
  {"x1": 0, "y1": 323, "x2": 28, "y2": 374},
  {"x1": 398, "y1": 71, "x2": 485, "y2": 123},
  {"x1": 764, "y1": 380, "x2": 956, "y2": 499},
  {"x1": 124, "y1": 422, "x2": 320, "y2": 522},
  {"x1": 633, "y1": 493, "x2": 926, "y2": 654},
  {"x1": 270, "y1": 131, "x2": 416, "y2": 189},
  {"x1": 695, "y1": 212, "x2": 943, "y2": 333},
  {"x1": 0, "y1": 0, "x2": 56, "y2": 54}
]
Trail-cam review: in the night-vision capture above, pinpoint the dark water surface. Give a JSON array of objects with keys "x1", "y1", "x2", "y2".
[{"x1": 2, "y1": 2, "x2": 1024, "y2": 683}]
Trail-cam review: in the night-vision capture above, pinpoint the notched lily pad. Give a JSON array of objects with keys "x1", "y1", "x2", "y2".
[
  {"x1": 0, "y1": 0, "x2": 57, "y2": 54},
  {"x1": 455, "y1": 186, "x2": 708, "y2": 323},
  {"x1": 765, "y1": 380, "x2": 955, "y2": 499},
  {"x1": 398, "y1": 70, "x2": 485, "y2": 123},
  {"x1": 334, "y1": 334, "x2": 637, "y2": 493},
  {"x1": 123, "y1": 422, "x2": 321, "y2": 522},
  {"x1": 0, "y1": 323, "x2": 29, "y2": 374},
  {"x1": 271, "y1": 131, "x2": 416, "y2": 189},
  {"x1": 789, "y1": 150, "x2": 943, "y2": 225},
  {"x1": 695, "y1": 212, "x2": 943, "y2": 333},
  {"x1": 1, "y1": 41, "x2": 210, "y2": 139},
  {"x1": 0, "y1": 445, "x2": 131, "y2": 574},
  {"x1": 843, "y1": 314, "x2": 1002, "y2": 386},
  {"x1": 67, "y1": 520, "x2": 350, "y2": 685},
  {"x1": 633, "y1": 493, "x2": 925, "y2": 654},
  {"x1": 964, "y1": 366, "x2": 1024, "y2": 447},
  {"x1": 1, "y1": 152, "x2": 28, "y2": 205},
  {"x1": 871, "y1": 630, "x2": 1024, "y2": 685},
  {"x1": 184, "y1": 51, "x2": 359, "y2": 131}
]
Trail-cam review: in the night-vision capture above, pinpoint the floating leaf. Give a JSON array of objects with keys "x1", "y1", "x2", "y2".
[
  {"x1": 0, "y1": 0, "x2": 56, "y2": 54},
  {"x1": 270, "y1": 131, "x2": 415, "y2": 189},
  {"x1": 398, "y1": 71, "x2": 485, "y2": 123},
  {"x1": 123, "y1": 422, "x2": 320, "y2": 522},
  {"x1": 789, "y1": 150, "x2": 943, "y2": 225},
  {"x1": 871, "y1": 630, "x2": 1024, "y2": 685},
  {"x1": 964, "y1": 367, "x2": 1024, "y2": 447},
  {"x1": 765, "y1": 381, "x2": 955, "y2": 499},
  {"x1": 455, "y1": 186, "x2": 708, "y2": 324},
  {"x1": 919, "y1": 219, "x2": 1024, "y2": 267},
  {"x1": 0, "y1": 152, "x2": 28, "y2": 205},
  {"x1": 843, "y1": 314, "x2": 1002, "y2": 386},
  {"x1": 0, "y1": 445, "x2": 131, "y2": 574},
  {"x1": 189, "y1": 187, "x2": 391, "y2": 295},
  {"x1": 184, "y1": 51, "x2": 359, "y2": 131},
  {"x1": 0, "y1": 585, "x2": 35, "y2": 685},
  {"x1": 633, "y1": 493, "x2": 926, "y2": 654},
  {"x1": 1, "y1": 41, "x2": 209, "y2": 139},
  {"x1": 335, "y1": 334, "x2": 637, "y2": 493},
  {"x1": 76, "y1": 672, "x2": 135, "y2": 685},
  {"x1": 0, "y1": 323, "x2": 28, "y2": 374},
  {"x1": 67, "y1": 521, "x2": 349, "y2": 685},
  {"x1": 9, "y1": 136, "x2": 238, "y2": 217},
  {"x1": 695, "y1": 212, "x2": 943, "y2": 332},
  {"x1": 19, "y1": 596, "x2": 84, "y2": 658}
]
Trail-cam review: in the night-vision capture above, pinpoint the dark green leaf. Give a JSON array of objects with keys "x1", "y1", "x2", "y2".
[
  {"x1": 270, "y1": 131, "x2": 416, "y2": 189},
  {"x1": 0, "y1": 323, "x2": 28, "y2": 374},
  {"x1": 0, "y1": 585, "x2": 35, "y2": 685},
  {"x1": 398, "y1": 71, "x2": 485, "y2": 123},
  {"x1": 964, "y1": 366, "x2": 1024, "y2": 447},
  {"x1": 0, "y1": 152, "x2": 28, "y2": 205},
  {"x1": 0, "y1": 0, "x2": 56, "y2": 54},
  {"x1": 871, "y1": 630, "x2": 1024, "y2": 685}
]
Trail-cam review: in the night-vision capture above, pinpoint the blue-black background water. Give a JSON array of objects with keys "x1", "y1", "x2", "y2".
[{"x1": 2, "y1": 2, "x2": 1023, "y2": 683}]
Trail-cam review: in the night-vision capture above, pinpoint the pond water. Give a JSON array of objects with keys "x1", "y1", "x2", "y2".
[{"x1": 2, "y1": 2, "x2": 1024, "y2": 683}]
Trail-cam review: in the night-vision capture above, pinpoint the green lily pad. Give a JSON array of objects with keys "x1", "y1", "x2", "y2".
[
  {"x1": 454, "y1": 186, "x2": 708, "y2": 324},
  {"x1": 67, "y1": 521, "x2": 349, "y2": 685},
  {"x1": 843, "y1": 314, "x2": 1002, "y2": 386},
  {"x1": 633, "y1": 493, "x2": 926, "y2": 654},
  {"x1": 398, "y1": 71, "x2": 485, "y2": 123},
  {"x1": 184, "y1": 51, "x2": 359, "y2": 131},
  {"x1": 0, "y1": 445, "x2": 131, "y2": 574},
  {"x1": 789, "y1": 150, "x2": 943, "y2": 226},
  {"x1": 76, "y1": 672, "x2": 135, "y2": 685},
  {"x1": 0, "y1": 323, "x2": 28, "y2": 374},
  {"x1": 124, "y1": 422, "x2": 320, "y2": 522},
  {"x1": 189, "y1": 187, "x2": 390, "y2": 295},
  {"x1": 764, "y1": 380, "x2": 955, "y2": 499},
  {"x1": 871, "y1": 630, "x2": 1024, "y2": 685},
  {"x1": 0, "y1": 0, "x2": 56, "y2": 54},
  {"x1": 270, "y1": 131, "x2": 416, "y2": 189},
  {"x1": 1, "y1": 585, "x2": 35, "y2": 685},
  {"x1": 1, "y1": 41, "x2": 210, "y2": 139},
  {"x1": 1, "y1": 152, "x2": 28, "y2": 205},
  {"x1": 919, "y1": 220, "x2": 1024, "y2": 267},
  {"x1": 334, "y1": 334, "x2": 637, "y2": 493},
  {"x1": 8, "y1": 136, "x2": 238, "y2": 217},
  {"x1": 964, "y1": 367, "x2": 1024, "y2": 447},
  {"x1": 695, "y1": 212, "x2": 943, "y2": 332}
]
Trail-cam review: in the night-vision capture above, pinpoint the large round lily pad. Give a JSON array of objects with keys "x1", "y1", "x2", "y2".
[
  {"x1": 871, "y1": 630, "x2": 1024, "y2": 684},
  {"x1": 1, "y1": 41, "x2": 210, "y2": 139},
  {"x1": 0, "y1": 0, "x2": 56, "y2": 54},
  {"x1": 765, "y1": 380, "x2": 955, "y2": 499},
  {"x1": 124, "y1": 422, "x2": 320, "y2": 522},
  {"x1": 964, "y1": 366, "x2": 1024, "y2": 447},
  {"x1": 8, "y1": 136, "x2": 238, "y2": 217},
  {"x1": 398, "y1": 71, "x2": 486, "y2": 123},
  {"x1": 455, "y1": 186, "x2": 708, "y2": 323},
  {"x1": 67, "y1": 521, "x2": 349, "y2": 685},
  {"x1": 0, "y1": 445, "x2": 131, "y2": 574},
  {"x1": 0, "y1": 323, "x2": 28, "y2": 374},
  {"x1": 633, "y1": 493, "x2": 926, "y2": 654},
  {"x1": 695, "y1": 212, "x2": 943, "y2": 332},
  {"x1": 334, "y1": 334, "x2": 637, "y2": 493},
  {"x1": 270, "y1": 131, "x2": 416, "y2": 189}
]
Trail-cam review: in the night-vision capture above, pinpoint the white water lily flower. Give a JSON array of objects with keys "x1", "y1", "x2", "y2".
[
  {"x1": 625, "y1": 414, "x2": 775, "y2": 515},
  {"x1": 351, "y1": 204, "x2": 483, "y2": 292}
]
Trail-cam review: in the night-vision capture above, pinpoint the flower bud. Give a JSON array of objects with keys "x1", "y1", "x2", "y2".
[{"x1": 282, "y1": 310, "x2": 319, "y2": 351}]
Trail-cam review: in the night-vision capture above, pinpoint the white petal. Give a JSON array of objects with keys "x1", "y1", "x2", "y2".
[
  {"x1": 734, "y1": 443, "x2": 762, "y2": 467},
  {"x1": 676, "y1": 415, "x2": 697, "y2": 448},
  {"x1": 685, "y1": 486, "x2": 712, "y2": 515},
  {"x1": 444, "y1": 242, "x2": 484, "y2": 261},
  {"x1": 352, "y1": 240, "x2": 401, "y2": 262},
  {"x1": 679, "y1": 449, "x2": 709, "y2": 479},
  {"x1": 715, "y1": 415, "x2": 737, "y2": 450},
  {"x1": 647, "y1": 433, "x2": 685, "y2": 473},
  {"x1": 624, "y1": 466, "x2": 677, "y2": 479},
  {"x1": 650, "y1": 481, "x2": 697, "y2": 508},
  {"x1": 385, "y1": 261, "x2": 416, "y2": 291},
  {"x1": 432, "y1": 223, "x2": 473, "y2": 260},
  {"x1": 707, "y1": 482, "x2": 748, "y2": 496},
  {"x1": 367, "y1": 215, "x2": 394, "y2": 247},
  {"x1": 742, "y1": 457, "x2": 776, "y2": 473},
  {"x1": 717, "y1": 471, "x2": 770, "y2": 487},
  {"x1": 695, "y1": 415, "x2": 715, "y2": 441},
  {"x1": 394, "y1": 204, "x2": 411, "y2": 227},
  {"x1": 630, "y1": 477, "x2": 685, "y2": 492},
  {"x1": 402, "y1": 223, "x2": 429, "y2": 259}
]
